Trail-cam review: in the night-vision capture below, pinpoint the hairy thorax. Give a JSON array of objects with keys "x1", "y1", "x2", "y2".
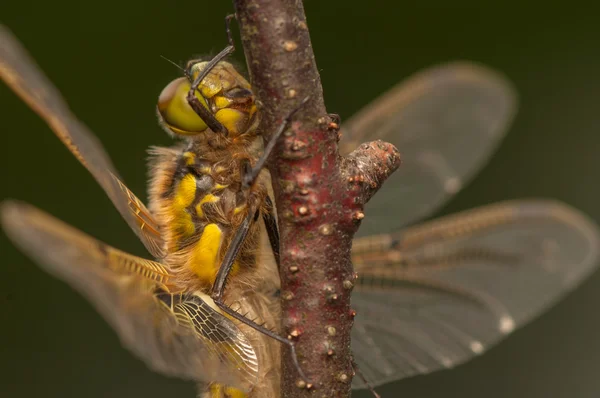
[
  {"x1": 147, "y1": 138, "x2": 269, "y2": 292},
  {"x1": 147, "y1": 139, "x2": 281, "y2": 397}
]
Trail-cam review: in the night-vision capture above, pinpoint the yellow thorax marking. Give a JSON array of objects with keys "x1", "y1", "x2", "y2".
[
  {"x1": 189, "y1": 223, "x2": 240, "y2": 285},
  {"x1": 190, "y1": 223, "x2": 222, "y2": 283},
  {"x1": 172, "y1": 174, "x2": 196, "y2": 238},
  {"x1": 183, "y1": 151, "x2": 196, "y2": 166},
  {"x1": 190, "y1": 223, "x2": 241, "y2": 284},
  {"x1": 174, "y1": 174, "x2": 196, "y2": 208},
  {"x1": 233, "y1": 204, "x2": 247, "y2": 215},
  {"x1": 195, "y1": 193, "x2": 220, "y2": 218}
]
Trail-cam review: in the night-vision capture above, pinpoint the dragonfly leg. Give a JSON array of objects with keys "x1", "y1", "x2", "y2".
[
  {"x1": 210, "y1": 208, "x2": 310, "y2": 385},
  {"x1": 263, "y1": 195, "x2": 281, "y2": 267},
  {"x1": 242, "y1": 96, "x2": 310, "y2": 189},
  {"x1": 185, "y1": 14, "x2": 237, "y2": 137},
  {"x1": 207, "y1": 18, "x2": 311, "y2": 384},
  {"x1": 352, "y1": 357, "x2": 381, "y2": 398}
]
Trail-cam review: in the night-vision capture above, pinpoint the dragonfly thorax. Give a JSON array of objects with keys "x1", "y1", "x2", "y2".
[{"x1": 148, "y1": 142, "x2": 269, "y2": 291}]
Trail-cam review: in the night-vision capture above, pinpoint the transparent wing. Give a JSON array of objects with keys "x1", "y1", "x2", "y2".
[
  {"x1": 341, "y1": 62, "x2": 518, "y2": 236},
  {"x1": 112, "y1": 175, "x2": 165, "y2": 258},
  {"x1": 0, "y1": 24, "x2": 165, "y2": 258},
  {"x1": 1, "y1": 201, "x2": 258, "y2": 391},
  {"x1": 349, "y1": 200, "x2": 600, "y2": 389}
]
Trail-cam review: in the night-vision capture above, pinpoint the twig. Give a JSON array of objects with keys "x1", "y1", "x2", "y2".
[{"x1": 232, "y1": 1, "x2": 401, "y2": 396}]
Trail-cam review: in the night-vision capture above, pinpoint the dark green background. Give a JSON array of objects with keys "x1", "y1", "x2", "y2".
[{"x1": 1, "y1": 2, "x2": 599, "y2": 397}]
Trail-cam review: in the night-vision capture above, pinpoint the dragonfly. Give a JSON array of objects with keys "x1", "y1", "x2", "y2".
[{"x1": 1, "y1": 15, "x2": 599, "y2": 398}]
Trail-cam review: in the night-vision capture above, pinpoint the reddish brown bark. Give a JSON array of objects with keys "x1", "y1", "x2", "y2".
[{"x1": 232, "y1": 1, "x2": 401, "y2": 397}]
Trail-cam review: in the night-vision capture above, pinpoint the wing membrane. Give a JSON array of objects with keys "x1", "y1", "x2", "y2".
[
  {"x1": 341, "y1": 62, "x2": 517, "y2": 236},
  {"x1": 0, "y1": 201, "x2": 258, "y2": 391},
  {"x1": 112, "y1": 174, "x2": 164, "y2": 257},
  {"x1": 350, "y1": 200, "x2": 600, "y2": 389},
  {"x1": 0, "y1": 24, "x2": 165, "y2": 258}
]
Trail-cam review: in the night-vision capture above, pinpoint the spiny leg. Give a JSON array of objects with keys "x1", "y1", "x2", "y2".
[
  {"x1": 352, "y1": 357, "x2": 381, "y2": 398},
  {"x1": 209, "y1": 99, "x2": 312, "y2": 384},
  {"x1": 210, "y1": 207, "x2": 309, "y2": 385},
  {"x1": 242, "y1": 95, "x2": 310, "y2": 189},
  {"x1": 185, "y1": 14, "x2": 237, "y2": 136},
  {"x1": 263, "y1": 196, "x2": 280, "y2": 267},
  {"x1": 211, "y1": 208, "x2": 256, "y2": 299}
]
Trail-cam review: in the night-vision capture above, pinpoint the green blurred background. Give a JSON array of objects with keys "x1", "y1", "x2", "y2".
[{"x1": 1, "y1": 1, "x2": 599, "y2": 397}]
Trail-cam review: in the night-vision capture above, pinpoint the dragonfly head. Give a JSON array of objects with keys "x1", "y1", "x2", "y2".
[{"x1": 157, "y1": 60, "x2": 258, "y2": 139}]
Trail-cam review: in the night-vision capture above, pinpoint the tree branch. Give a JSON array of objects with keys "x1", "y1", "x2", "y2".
[{"x1": 232, "y1": 1, "x2": 401, "y2": 396}]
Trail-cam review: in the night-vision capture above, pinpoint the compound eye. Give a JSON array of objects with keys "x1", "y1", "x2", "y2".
[{"x1": 157, "y1": 77, "x2": 209, "y2": 136}]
